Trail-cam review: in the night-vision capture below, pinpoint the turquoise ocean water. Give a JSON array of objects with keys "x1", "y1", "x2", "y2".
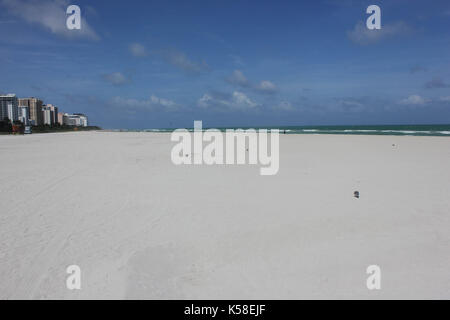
[{"x1": 116, "y1": 124, "x2": 450, "y2": 136}]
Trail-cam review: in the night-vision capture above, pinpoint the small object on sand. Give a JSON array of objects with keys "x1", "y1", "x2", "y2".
[
  {"x1": 354, "y1": 191, "x2": 360, "y2": 198},
  {"x1": 392, "y1": 144, "x2": 395, "y2": 147}
]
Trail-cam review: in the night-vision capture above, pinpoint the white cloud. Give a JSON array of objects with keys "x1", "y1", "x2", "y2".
[
  {"x1": 111, "y1": 95, "x2": 179, "y2": 112},
  {"x1": 439, "y1": 96, "x2": 450, "y2": 102},
  {"x1": 198, "y1": 91, "x2": 259, "y2": 111},
  {"x1": 149, "y1": 95, "x2": 178, "y2": 109},
  {"x1": 102, "y1": 72, "x2": 130, "y2": 86},
  {"x1": 232, "y1": 91, "x2": 258, "y2": 108},
  {"x1": 129, "y1": 43, "x2": 148, "y2": 57},
  {"x1": 161, "y1": 49, "x2": 209, "y2": 74},
  {"x1": 347, "y1": 21, "x2": 411, "y2": 45},
  {"x1": 256, "y1": 80, "x2": 277, "y2": 94},
  {"x1": 399, "y1": 95, "x2": 429, "y2": 106},
  {"x1": 226, "y1": 70, "x2": 278, "y2": 94},
  {"x1": 0, "y1": 0, "x2": 99, "y2": 40},
  {"x1": 226, "y1": 70, "x2": 250, "y2": 87},
  {"x1": 127, "y1": 45, "x2": 208, "y2": 74}
]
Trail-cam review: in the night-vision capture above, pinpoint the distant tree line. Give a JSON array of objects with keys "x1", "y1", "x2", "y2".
[{"x1": 0, "y1": 117, "x2": 100, "y2": 134}]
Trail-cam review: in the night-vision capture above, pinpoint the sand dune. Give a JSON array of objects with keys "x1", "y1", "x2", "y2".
[{"x1": 0, "y1": 131, "x2": 449, "y2": 299}]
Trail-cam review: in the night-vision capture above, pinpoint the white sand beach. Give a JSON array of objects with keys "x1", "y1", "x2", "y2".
[{"x1": 0, "y1": 131, "x2": 449, "y2": 299}]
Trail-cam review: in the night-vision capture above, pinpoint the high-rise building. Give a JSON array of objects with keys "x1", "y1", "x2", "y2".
[
  {"x1": 18, "y1": 106, "x2": 30, "y2": 125},
  {"x1": 42, "y1": 106, "x2": 52, "y2": 125},
  {"x1": 43, "y1": 104, "x2": 58, "y2": 125},
  {"x1": 0, "y1": 94, "x2": 19, "y2": 122},
  {"x1": 18, "y1": 98, "x2": 43, "y2": 126},
  {"x1": 42, "y1": 104, "x2": 59, "y2": 126},
  {"x1": 57, "y1": 112, "x2": 64, "y2": 125}
]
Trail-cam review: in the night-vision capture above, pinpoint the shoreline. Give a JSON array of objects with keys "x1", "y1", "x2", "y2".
[
  {"x1": 100, "y1": 124, "x2": 450, "y2": 137},
  {"x1": 3, "y1": 129, "x2": 450, "y2": 138}
]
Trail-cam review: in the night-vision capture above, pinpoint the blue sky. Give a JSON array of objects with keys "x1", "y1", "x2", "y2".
[{"x1": 1, "y1": 0, "x2": 450, "y2": 129}]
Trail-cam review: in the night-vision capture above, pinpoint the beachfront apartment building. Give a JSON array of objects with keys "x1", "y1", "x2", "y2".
[
  {"x1": 43, "y1": 107, "x2": 52, "y2": 125},
  {"x1": 0, "y1": 94, "x2": 19, "y2": 122},
  {"x1": 57, "y1": 112, "x2": 64, "y2": 125},
  {"x1": 42, "y1": 104, "x2": 59, "y2": 125},
  {"x1": 18, "y1": 106, "x2": 30, "y2": 125},
  {"x1": 63, "y1": 113, "x2": 88, "y2": 127},
  {"x1": 48, "y1": 104, "x2": 58, "y2": 124},
  {"x1": 76, "y1": 114, "x2": 88, "y2": 127},
  {"x1": 18, "y1": 98, "x2": 43, "y2": 126}
]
